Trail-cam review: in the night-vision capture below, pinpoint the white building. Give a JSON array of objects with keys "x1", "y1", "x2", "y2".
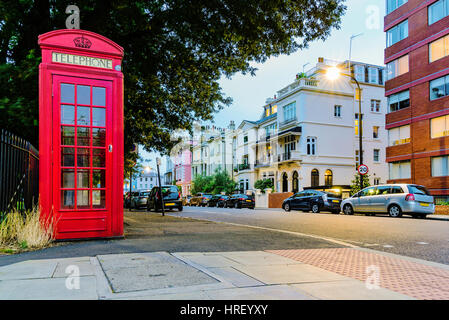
[
  {"x1": 191, "y1": 122, "x2": 236, "y2": 179},
  {"x1": 233, "y1": 57, "x2": 388, "y2": 197}
]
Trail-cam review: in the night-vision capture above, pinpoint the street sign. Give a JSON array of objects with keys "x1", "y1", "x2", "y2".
[{"x1": 358, "y1": 164, "x2": 369, "y2": 175}]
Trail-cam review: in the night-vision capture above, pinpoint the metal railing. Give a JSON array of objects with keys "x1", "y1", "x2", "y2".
[{"x1": 0, "y1": 129, "x2": 39, "y2": 217}]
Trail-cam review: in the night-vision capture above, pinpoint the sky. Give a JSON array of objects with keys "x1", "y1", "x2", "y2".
[{"x1": 141, "y1": 0, "x2": 387, "y2": 172}]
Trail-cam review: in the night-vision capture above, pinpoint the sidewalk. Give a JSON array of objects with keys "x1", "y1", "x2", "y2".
[{"x1": 1, "y1": 247, "x2": 448, "y2": 300}]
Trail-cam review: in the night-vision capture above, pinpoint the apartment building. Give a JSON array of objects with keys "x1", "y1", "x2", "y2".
[
  {"x1": 385, "y1": 0, "x2": 449, "y2": 201},
  {"x1": 233, "y1": 58, "x2": 388, "y2": 197},
  {"x1": 191, "y1": 122, "x2": 236, "y2": 179}
]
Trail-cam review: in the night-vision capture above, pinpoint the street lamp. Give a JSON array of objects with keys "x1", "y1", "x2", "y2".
[{"x1": 326, "y1": 66, "x2": 364, "y2": 192}]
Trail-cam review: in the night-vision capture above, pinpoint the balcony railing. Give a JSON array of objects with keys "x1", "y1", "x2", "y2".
[
  {"x1": 277, "y1": 78, "x2": 319, "y2": 99},
  {"x1": 279, "y1": 117, "x2": 298, "y2": 128},
  {"x1": 276, "y1": 151, "x2": 302, "y2": 163}
]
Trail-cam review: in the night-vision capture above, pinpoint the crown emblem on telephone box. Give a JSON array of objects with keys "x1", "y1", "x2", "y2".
[{"x1": 73, "y1": 36, "x2": 92, "y2": 48}]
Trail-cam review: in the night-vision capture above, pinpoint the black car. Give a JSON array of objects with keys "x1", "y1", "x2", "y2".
[
  {"x1": 147, "y1": 185, "x2": 183, "y2": 212},
  {"x1": 282, "y1": 190, "x2": 341, "y2": 214},
  {"x1": 224, "y1": 194, "x2": 255, "y2": 209},
  {"x1": 207, "y1": 195, "x2": 230, "y2": 207},
  {"x1": 124, "y1": 191, "x2": 138, "y2": 208}
]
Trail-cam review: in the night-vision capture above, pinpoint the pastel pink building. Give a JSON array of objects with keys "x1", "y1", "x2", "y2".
[{"x1": 173, "y1": 148, "x2": 192, "y2": 196}]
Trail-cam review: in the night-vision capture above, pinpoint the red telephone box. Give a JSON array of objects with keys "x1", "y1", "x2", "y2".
[{"x1": 38, "y1": 29, "x2": 124, "y2": 240}]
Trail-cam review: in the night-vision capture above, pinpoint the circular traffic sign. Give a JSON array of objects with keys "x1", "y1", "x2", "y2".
[{"x1": 357, "y1": 164, "x2": 369, "y2": 175}]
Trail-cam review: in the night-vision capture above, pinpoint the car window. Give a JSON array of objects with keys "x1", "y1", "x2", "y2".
[
  {"x1": 391, "y1": 186, "x2": 404, "y2": 194},
  {"x1": 360, "y1": 187, "x2": 376, "y2": 197},
  {"x1": 408, "y1": 185, "x2": 430, "y2": 195},
  {"x1": 293, "y1": 192, "x2": 304, "y2": 198},
  {"x1": 375, "y1": 186, "x2": 390, "y2": 195}
]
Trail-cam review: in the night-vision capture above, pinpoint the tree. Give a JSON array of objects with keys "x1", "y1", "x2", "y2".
[
  {"x1": 254, "y1": 179, "x2": 274, "y2": 192},
  {"x1": 350, "y1": 174, "x2": 370, "y2": 195},
  {"x1": 0, "y1": 0, "x2": 346, "y2": 167},
  {"x1": 191, "y1": 169, "x2": 236, "y2": 194}
]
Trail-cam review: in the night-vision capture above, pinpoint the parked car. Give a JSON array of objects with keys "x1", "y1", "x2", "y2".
[
  {"x1": 224, "y1": 194, "x2": 255, "y2": 209},
  {"x1": 282, "y1": 190, "x2": 341, "y2": 214},
  {"x1": 130, "y1": 190, "x2": 151, "y2": 209},
  {"x1": 124, "y1": 191, "x2": 137, "y2": 208},
  {"x1": 147, "y1": 185, "x2": 183, "y2": 212},
  {"x1": 182, "y1": 195, "x2": 193, "y2": 206},
  {"x1": 207, "y1": 195, "x2": 228, "y2": 207},
  {"x1": 341, "y1": 184, "x2": 434, "y2": 218},
  {"x1": 216, "y1": 195, "x2": 230, "y2": 208},
  {"x1": 190, "y1": 193, "x2": 213, "y2": 207}
]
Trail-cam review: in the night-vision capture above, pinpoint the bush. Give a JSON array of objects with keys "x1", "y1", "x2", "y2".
[
  {"x1": 254, "y1": 179, "x2": 274, "y2": 192},
  {"x1": 0, "y1": 207, "x2": 54, "y2": 249}
]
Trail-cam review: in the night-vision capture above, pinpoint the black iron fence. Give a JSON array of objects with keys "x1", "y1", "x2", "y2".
[{"x1": 0, "y1": 129, "x2": 39, "y2": 217}]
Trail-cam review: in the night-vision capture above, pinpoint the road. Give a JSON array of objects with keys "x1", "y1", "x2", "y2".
[{"x1": 173, "y1": 206, "x2": 449, "y2": 265}]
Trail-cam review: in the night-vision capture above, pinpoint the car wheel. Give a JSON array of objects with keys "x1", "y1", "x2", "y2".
[
  {"x1": 343, "y1": 204, "x2": 354, "y2": 215},
  {"x1": 311, "y1": 203, "x2": 320, "y2": 213},
  {"x1": 388, "y1": 204, "x2": 402, "y2": 218},
  {"x1": 178, "y1": 206, "x2": 183, "y2": 212},
  {"x1": 284, "y1": 203, "x2": 291, "y2": 212},
  {"x1": 234, "y1": 202, "x2": 240, "y2": 209}
]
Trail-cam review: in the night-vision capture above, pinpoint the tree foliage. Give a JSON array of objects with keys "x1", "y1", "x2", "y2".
[
  {"x1": 0, "y1": 0, "x2": 346, "y2": 166},
  {"x1": 191, "y1": 169, "x2": 236, "y2": 194},
  {"x1": 350, "y1": 174, "x2": 370, "y2": 195},
  {"x1": 254, "y1": 179, "x2": 274, "y2": 192}
]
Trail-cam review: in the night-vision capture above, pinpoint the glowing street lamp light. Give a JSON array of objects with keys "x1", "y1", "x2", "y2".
[{"x1": 326, "y1": 66, "x2": 364, "y2": 192}]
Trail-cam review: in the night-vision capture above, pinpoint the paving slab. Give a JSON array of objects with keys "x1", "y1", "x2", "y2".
[
  {"x1": 211, "y1": 251, "x2": 303, "y2": 266},
  {"x1": 52, "y1": 260, "x2": 96, "y2": 278},
  {"x1": 231, "y1": 264, "x2": 350, "y2": 285},
  {"x1": 0, "y1": 276, "x2": 98, "y2": 300},
  {"x1": 207, "y1": 267, "x2": 265, "y2": 287},
  {"x1": 175, "y1": 253, "x2": 242, "y2": 268},
  {"x1": 290, "y1": 280, "x2": 415, "y2": 300},
  {"x1": 204, "y1": 284, "x2": 315, "y2": 300},
  {"x1": 0, "y1": 260, "x2": 57, "y2": 280},
  {"x1": 98, "y1": 252, "x2": 218, "y2": 293}
]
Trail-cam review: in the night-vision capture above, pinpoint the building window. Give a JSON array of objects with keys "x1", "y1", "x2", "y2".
[
  {"x1": 243, "y1": 135, "x2": 248, "y2": 143},
  {"x1": 374, "y1": 177, "x2": 381, "y2": 185},
  {"x1": 311, "y1": 169, "x2": 319, "y2": 187},
  {"x1": 431, "y1": 115, "x2": 449, "y2": 138},
  {"x1": 355, "y1": 150, "x2": 364, "y2": 166},
  {"x1": 387, "y1": 0, "x2": 407, "y2": 14},
  {"x1": 272, "y1": 105, "x2": 278, "y2": 114},
  {"x1": 388, "y1": 125, "x2": 410, "y2": 146},
  {"x1": 388, "y1": 90, "x2": 410, "y2": 112},
  {"x1": 264, "y1": 123, "x2": 277, "y2": 137},
  {"x1": 373, "y1": 126, "x2": 379, "y2": 139},
  {"x1": 429, "y1": 0, "x2": 449, "y2": 25},
  {"x1": 284, "y1": 135, "x2": 296, "y2": 154},
  {"x1": 324, "y1": 170, "x2": 333, "y2": 186},
  {"x1": 386, "y1": 55, "x2": 409, "y2": 80},
  {"x1": 373, "y1": 149, "x2": 380, "y2": 162},
  {"x1": 354, "y1": 65, "x2": 365, "y2": 83},
  {"x1": 430, "y1": 75, "x2": 449, "y2": 100},
  {"x1": 386, "y1": 20, "x2": 408, "y2": 47},
  {"x1": 283, "y1": 102, "x2": 296, "y2": 122},
  {"x1": 292, "y1": 171, "x2": 299, "y2": 193},
  {"x1": 355, "y1": 113, "x2": 363, "y2": 136},
  {"x1": 389, "y1": 161, "x2": 411, "y2": 179},
  {"x1": 432, "y1": 156, "x2": 449, "y2": 177},
  {"x1": 371, "y1": 100, "x2": 381, "y2": 112},
  {"x1": 368, "y1": 67, "x2": 379, "y2": 84},
  {"x1": 307, "y1": 137, "x2": 317, "y2": 155},
  {"x1": 429, "y1": 34, "x2": 449, "y2": 63},
  {"x1": 334, "y1": 105, "x2": 342, "y2": 117}
]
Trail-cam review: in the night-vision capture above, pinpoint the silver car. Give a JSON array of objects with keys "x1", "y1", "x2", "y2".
[{"x1": 341, "y1": 184, "x2": 434, "y2": 218}]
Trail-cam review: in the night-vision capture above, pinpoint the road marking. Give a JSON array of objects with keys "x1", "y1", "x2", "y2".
[
  {"x1": 168, "y1": 212, "x2": 357, "y2": 248},
  {"x1": 416, "y1": 242, "x2": 429, "y2": 245},
  {"x1": 383, "y1": 245, "x2": 394, "y2": 248}
]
